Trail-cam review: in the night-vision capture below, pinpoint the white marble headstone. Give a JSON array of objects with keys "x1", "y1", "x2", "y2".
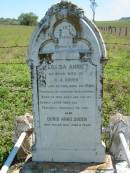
[{"x1": 28, "y1": 1, "x2": 106, "y2": 163}]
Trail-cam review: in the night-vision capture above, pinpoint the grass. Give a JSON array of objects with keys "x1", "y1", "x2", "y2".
[
  {"x1": 103, "y1": 47, "x2": 130, "y2": 125},
  {"x1": 96, "y1": 20, "x2": 130, "y2": 27},
  {"x1": 100, "y1": 22, "x2": 130, "y2": 125},
  {"x1": 0, "y1": 25, "x2": 33, "y2": 47},
  {"x1": 0, "y1": 25, "x2": 34, "y2": 63},
  {"x1": 0, "y1": 64, "x2": 32, "y2": 165},
  {"x1": 0, "y1": 21, "x2": 130, "y2": 166},
  {"x1": 0, "y1": 25, "x2": 34, "y2": 166}
]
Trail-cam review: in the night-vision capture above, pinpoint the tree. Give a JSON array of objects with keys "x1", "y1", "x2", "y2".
[
  {"x1": 90, "y1": 0, "x2": 98, "y2": 22},
  {"x1": 18, "y1": 12, "x2": 38, "y2": 26}
]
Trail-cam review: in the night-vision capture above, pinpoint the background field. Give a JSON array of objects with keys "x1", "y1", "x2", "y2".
[{"x1": 0, "y1": 21, "x2": 130, "y2": 166}]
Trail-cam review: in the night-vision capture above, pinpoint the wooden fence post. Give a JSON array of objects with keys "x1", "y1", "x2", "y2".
[
  {"x1": 114, "y1": 27, "x2": 116, "y2": 34},
  {"x1": 125, "y1": 27, "x2": 127, "y2": 36},
  {"x1": 119, "y1": 27, "x2": 122, "y2": 36}
]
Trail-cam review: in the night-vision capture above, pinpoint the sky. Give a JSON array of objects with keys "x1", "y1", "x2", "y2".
[{"x1": 0, "y1": 0, "x2": 130, "y2": 21}]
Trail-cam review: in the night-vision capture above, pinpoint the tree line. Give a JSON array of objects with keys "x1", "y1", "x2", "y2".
[{"x1": 0, "y1": 12, "x2": 38, "y2": 26}]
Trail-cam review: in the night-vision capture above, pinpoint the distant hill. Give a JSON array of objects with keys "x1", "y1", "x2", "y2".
[{"x1": 120, "y1": 17, "x2": 130, "y2": 21}]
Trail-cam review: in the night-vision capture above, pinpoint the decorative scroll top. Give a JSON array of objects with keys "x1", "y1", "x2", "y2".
[{"x1": 39, "y1": 1, "x2": 84, "y2": 27}]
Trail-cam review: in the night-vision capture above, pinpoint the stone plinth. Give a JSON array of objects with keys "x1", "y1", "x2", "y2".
[{"x1": 20, "y1": 155, "x2": 114, "y2": 173}]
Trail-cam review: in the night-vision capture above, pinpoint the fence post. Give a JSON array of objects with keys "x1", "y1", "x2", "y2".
[
  {"x1": 110, "y1": 26, "x2": 112, "y2": 34},
  {"x1": 114, "y1": 27, "x2": 116, "y2": 34},
  {"x1": 125, "y1": 27, "x2": 128, "y2": 36},
  {"x1": 119, "y1": 27, "x2": 122, "y2": 36}
]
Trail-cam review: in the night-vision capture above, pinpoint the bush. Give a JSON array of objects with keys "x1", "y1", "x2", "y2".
[{"x1": 18, "y1": 12, "x2": 38, "y2": 26}]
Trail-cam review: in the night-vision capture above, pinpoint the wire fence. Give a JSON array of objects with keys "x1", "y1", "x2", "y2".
[
  {"x1": 0, "y1": 61, "x2": 130, "y2": 70},
  {"x1": 0, "y1": 42, "x2": 129, "y2": 49},
  {"x1": 105, "y1": 42, "x2": 130, "y2": 46},
  {"x1": 1, "y1": 64, "x2": 130, "y2": 69},
  {"x1": 0, "y1": 43, "x2": 130, "y2": 69},
  {"x1": 0, "y1": 63, "x2": 26, "y2": 64},
  {"x1": 0, "y1": 45, "x2": 27, "y2": 49},
  {"x1": 98, "y1": 26, "x2": 129, "y2": 37}
]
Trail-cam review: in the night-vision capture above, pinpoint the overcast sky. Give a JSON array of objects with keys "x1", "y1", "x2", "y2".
[{"x1": 0, "y1": 0, "x2": 130, "y2": 21}]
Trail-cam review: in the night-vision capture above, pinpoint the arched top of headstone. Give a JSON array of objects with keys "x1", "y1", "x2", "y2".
[
  {"x1": 28, "y1": 1, "x2": 106, "y2": 66},
  {"x1": 39, "y1": 1, "x2": 84, "y2": 25}
]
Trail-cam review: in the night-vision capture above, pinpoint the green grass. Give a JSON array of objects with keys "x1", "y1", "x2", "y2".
[
  {"x1": 0, "y1": 25, "x2": 34, "y2": 166},
  {"x1": 0, "y1": 25, "x2": 33, "y2": 47},
  {"x1": 0, "y1": 64, "x2": 32, "y2": 165},
  {"x1": 103, "y1": 33, "x2": 130, "y2": 44},
  {"x1": 103, "y1": 47, "x2": 130, "y2": 125},
  {"x1": 96, "y1": 20, "x2": 130, "y2": 27},
  {"x1": 0, "y1": 25, "x2": 34, "y2": 63},
  {"x1": 100, "y1": 21, "x2": 130, "y2": 125},
  {"x1": 0, "y1": 21, "x2": 130, "y2": 166}
]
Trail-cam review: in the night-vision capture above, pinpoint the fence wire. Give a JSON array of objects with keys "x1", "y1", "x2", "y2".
[
  {"x1": 0, "y1": 62, "x2": 130, "y2": 70},
  {"x1": 0, "y1": 45, "x2": 27, "y2": 49},
  {"x1": 105, "y1": 42, "x2": 130, "y2": 46},
  {"x1": 0, "y1": 63, "x2": 26, "y2": 64},
  {"x1": 0, "y1": 43, "x2": 130, "y2": 69},
  {"x1": 0, "y1": 42, "x2": 129, "y2": 49}
]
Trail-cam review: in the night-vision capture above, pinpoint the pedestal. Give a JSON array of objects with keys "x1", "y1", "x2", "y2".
[{"x1": 20, "y1": 155, "x2": 114, "y2": 173}]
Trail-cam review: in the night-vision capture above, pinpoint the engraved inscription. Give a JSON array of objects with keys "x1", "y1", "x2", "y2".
[{"x1": 37, "y1": 60, "x2": 96, "y2": 128}]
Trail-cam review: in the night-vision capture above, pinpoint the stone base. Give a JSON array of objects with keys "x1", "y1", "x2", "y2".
[
  {"x1": 20, "y1": 155, "x2": 114, "y2": 173},
  {"x1": 32, "y1": 144, "x2": 105, "y2": 163}
]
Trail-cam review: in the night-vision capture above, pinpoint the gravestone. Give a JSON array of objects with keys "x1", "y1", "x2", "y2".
[{"x1": 28, "y1": 1, "x2": 106, "y2": 163}]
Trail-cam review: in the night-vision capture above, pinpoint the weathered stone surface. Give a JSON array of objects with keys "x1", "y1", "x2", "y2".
[
  {"x1": 20, "y1": 155, "x2": 114, "y2": 173},
  {"x1": 13, "y1": 113, "x2": 33, "y2": 160},
  {"x1": 109, "y1": 112, "x2": 130, "y2": 161},
  {"x1": 28, "y1": 1, "x2": 106, "y2": 163},
  {"x1": 110, "y1": 112, "x2": 130, "y2": 126},
  {"x1": 116, "y1": 161, "x2": 130, "y2": 173}
]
